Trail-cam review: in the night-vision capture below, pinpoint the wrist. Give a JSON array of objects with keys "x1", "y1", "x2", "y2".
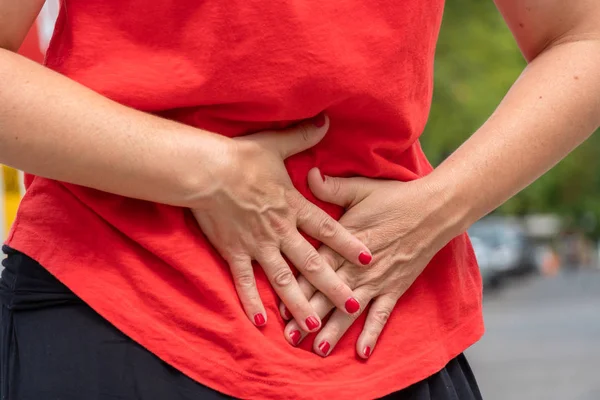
[
  {"x1": 174, "y1": 131, "x2": 237, "y2": 209},
  {"x1": 420, "y1": 171, "x2": 475, "y2": 243}
]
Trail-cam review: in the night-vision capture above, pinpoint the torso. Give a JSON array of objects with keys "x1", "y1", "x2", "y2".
[{"x1": 7, "y1": 1, "x2": 484, "y2": 398}]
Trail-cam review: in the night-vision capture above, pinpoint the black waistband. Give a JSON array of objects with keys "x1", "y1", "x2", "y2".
[{"x1": 1, "y1": 245, "x2": 81, "y2": 310}]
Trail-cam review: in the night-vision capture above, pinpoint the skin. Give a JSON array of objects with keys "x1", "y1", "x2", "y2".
[
  {"x1": 0, "y1": 0, "x2": 373, "y2": 332},
  {"x1": 282, "y1": 0, "x2": 600, "y2": 358},
  {"x1": 2, "y1": 0, "x2": 598, "y2": 361}
]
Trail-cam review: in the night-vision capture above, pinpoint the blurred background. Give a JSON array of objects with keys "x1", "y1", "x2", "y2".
[
  {"x1": 1, "y1": 1, "x2": 599, "y2": 399},
  {"x1": 423, "y1": 3, "x2": 600, "y2": 400}
]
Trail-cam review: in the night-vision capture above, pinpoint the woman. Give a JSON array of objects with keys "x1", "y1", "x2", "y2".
[{"x1": 1, "y1": 0, "x2": 599, "y2": 399}]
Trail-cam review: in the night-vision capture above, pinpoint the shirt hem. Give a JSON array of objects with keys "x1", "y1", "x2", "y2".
[{"x1": 6, "y1": 225, "x2": 485, "y2": 400}]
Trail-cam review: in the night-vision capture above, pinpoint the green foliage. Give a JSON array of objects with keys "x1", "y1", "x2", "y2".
[{"x1": 422, "y1": 2, "x2": 600, "y2": 237}]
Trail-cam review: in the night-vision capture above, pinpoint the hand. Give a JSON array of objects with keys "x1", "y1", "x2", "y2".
[
  {"x1": 191, "y1": 116, "x2": 373, "y2": 332},
  {"x1": 281, "y1": 168, "x2": 453, "y2": 355}
]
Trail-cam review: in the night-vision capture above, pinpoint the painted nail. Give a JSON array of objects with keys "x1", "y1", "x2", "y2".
[
  {"x1": 345, "y1": 298, "x2": 360, "y2": 314},
  {"x1": 320, "y1": 169, "x2": 326, "y2": 182},
  {"x1": 364, "y1": 346, "x2": 372, "y2": 358},
  {"x1": 254, "y1": 313, "x2": 266, "y2": 327},
  {"x1": 282, "y1": 306, "x2": 292, "y2": 320},
  {"x1": 318, "y1": 341, "x2": 331, "y2": 355},
  {"x1": 305, "y1": 316, "x2": 320, "y2": 331},
  {"x1": 358, "y1": 252, "x2": 372, "y2": 265},
  {"x1": 289, "y1": 330, "x2": 301, "y2": 346},
  {"x1": 312, "y1": 113, "x2": 326, "y2": 128}
]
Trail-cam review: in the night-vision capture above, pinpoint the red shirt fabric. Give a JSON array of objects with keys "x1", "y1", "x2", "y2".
[{"x1": 7, "y1": 1, "x2": 484, "y2": 399}]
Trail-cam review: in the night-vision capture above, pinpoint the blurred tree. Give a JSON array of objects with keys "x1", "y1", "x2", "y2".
[{"x1": 422, "y1": 1, "x2": 600, "y2": 237}]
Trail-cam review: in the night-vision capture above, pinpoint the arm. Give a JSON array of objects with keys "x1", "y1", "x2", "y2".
[
  {"x1": 428, "y1": 0, "x2": 600, "y2": 237},
  {"x1": 0, "y1": 0, "x2": 227, "y2": 207},
  {"x1": 0, "y1": 1, "x2": 373, "y2": 329},
  {"x1": 279, "y1": 0, "x2": 600, "y2": 357}
]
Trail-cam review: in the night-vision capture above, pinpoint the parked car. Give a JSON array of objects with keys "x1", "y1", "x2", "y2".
[{"x1": 468, "y1": 218, "x2": 537, "y2": 279}]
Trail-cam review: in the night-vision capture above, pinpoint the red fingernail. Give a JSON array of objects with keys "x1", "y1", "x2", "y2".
[
  {"x1": 254, "y1": 313, "x2": 266, "y2": 327},
  {"x1": 358, "y1": 252, "x2": 372, "y2": 265},
  {"x1": 289, "y1": 330, "x2": 301, "y2": 346},
  {"x1": 320, "y1": 169, "x2": 326, "y2": 182},
  {"x1": 364, "y1": 346, "x2": 372, "y2": 357},
  {"x1": 282, "y1": 306, "x2": 292, "y2": 320},
  {"x1": 312, "y1": 113, "x2": 326, "y2": 128},
  {"x1": 318, "y1": 341, "x2": 331, "y2": 355},
  {"x1": 305, "y1": 316, "x2": 320, "y2": 331},
  {"x1": 345, "y1": 298, "x2": 360, "y2": 314}
]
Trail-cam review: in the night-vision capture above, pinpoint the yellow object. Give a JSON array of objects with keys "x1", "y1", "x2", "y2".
[{"x1": 2, "y1": 165, "x2": 22, "y2": 236}]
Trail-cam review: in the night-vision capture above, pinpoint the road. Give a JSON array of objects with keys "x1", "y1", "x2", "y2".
[{"x1": 466, "y1": 269, "x2": 600, "y2": 400}]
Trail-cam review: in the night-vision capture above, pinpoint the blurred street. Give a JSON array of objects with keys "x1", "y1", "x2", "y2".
[{"x1": 467, "y1": 269, "x2": 600, "y2": 400}]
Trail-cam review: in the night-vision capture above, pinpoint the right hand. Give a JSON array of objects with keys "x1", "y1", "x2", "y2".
[{"x1": 191, "y1": 114, "x2": 372, "y2": 332}]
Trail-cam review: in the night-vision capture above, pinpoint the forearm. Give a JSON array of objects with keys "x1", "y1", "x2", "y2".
[
  {"x1": 427, "y1": 38, "x2": 600, "y2": 235},
  {"x1": 0, "y1": 49, "x2": 230, "y2": 207}
]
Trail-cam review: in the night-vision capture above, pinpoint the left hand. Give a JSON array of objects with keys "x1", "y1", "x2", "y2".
[{"x1": 280, "y1": 167, "x2": 457, "y2": 358}]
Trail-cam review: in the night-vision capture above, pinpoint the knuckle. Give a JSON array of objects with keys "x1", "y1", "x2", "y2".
[
  {"x1": 330, "y1": 177, "x2": 343, "y2": 196},
  {"x1": 298, "y1": 124, "x2": 313, "y2": 142},
  {"x1": 226, "y1": 252, "x2": 249, "y2": 264},
  {"x1": 235, "y1": 272, "x2": 256, "y2": 289},
  {"x1": 301, "y1": 252, "x2": 325, "y2": 274},
  {"x1": 372, "y1": 307, "x2": 392, "y2": 328},
  {"x1": 272, "y1": 268, "x2": 294, "y2": 287},
  {"x1": 318, "y1": 217, "x2": 338, "y2": 239},
  {"x1": 270, "y1": 215, "x2": 291, "y2": 236},
  {"x1": 285, "y1": 190, "x2": 305, "y2": 213}
]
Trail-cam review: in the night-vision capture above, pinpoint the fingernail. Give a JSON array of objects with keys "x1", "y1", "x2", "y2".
[
  {"x1": 345, "y1": 298, "x2": 360, "y2": 314},
  {"x1": 282, "y1": 306, "x2": 292, "y2": 320},
  {"x1": 358, "y1": 252, "x2": 372, "y2": 265},
  {"x1": 289, "y1": 330, "x2": 301, "y2": 346},
  {"x1": 312, "y1": 113, "x2": 326, "y2": 128},
  {"x1": 253, "y1": 313, "x2": 266, "y2": 327},
  {"x1": 318, "y1": 341, "x2": 331, "y2": 355},
  {"x1": 364, "y1": 346, "x2": 372, "y2": 358},
  {"x1": 305, "y1": 316, "x2": 320, "y2": 331}
]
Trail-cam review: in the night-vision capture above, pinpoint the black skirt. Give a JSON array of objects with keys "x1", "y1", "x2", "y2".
[{"x1": 0, "y1": 246, "x2": 482, "y2": 400}]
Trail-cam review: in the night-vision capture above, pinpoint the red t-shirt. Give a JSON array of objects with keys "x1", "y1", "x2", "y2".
[{"x1": 7, "y1": 1, "x2": 484, "y2": 398}]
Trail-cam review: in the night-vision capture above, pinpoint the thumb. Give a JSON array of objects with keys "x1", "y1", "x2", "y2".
[
  {"x1": 307, "y1": 168, "x2": 369, "y2": 208},
  {"x1": 256, "y1": 114, "x2": 329, "y2": 159}
]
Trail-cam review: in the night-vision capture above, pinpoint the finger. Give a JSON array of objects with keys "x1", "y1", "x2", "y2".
[
  {"x1": 249, "y1": 114, "x2": 329, "y2": 159},
  {"x1": 307, "y1": 167, "x2": 374, "y2": 208},
  {"x1": 313, "y1": 287, "x2": 373, "y2": 357},
  {"x1": 283, "y1": 319, "x2": 308, "y2": 347},
  {"x1": 283, "y1": 287, "x2": 337, "y2": 346},
  {"x1": 280, "y1": 273, "x2": 314, "y2": 321},
  {"x1": 281, "y1": 234, "x2": 362, "y2": 316},
  {"x1": 297, "y1": 202, "x2": 372, "y2": 266},
  {"x1": 256, "y1": 250, "x2": 322, "y2": 332},
  {"x1": 356, "y1": 294, "x2": 398, "y2": 359},
  {"x1": 279, "y1": 246, "x2": 344, "y2": 320},
  {"x1": 228, "y1": 255, "x2": 267, "y2": 327}
]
